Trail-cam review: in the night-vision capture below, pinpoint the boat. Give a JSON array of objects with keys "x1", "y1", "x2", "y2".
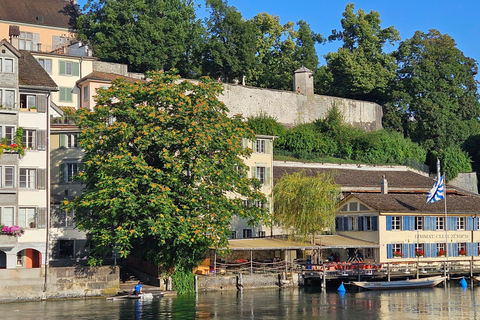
[
  {"x1": 107, "y1": 293, "x2": 155, "y2": 301},
  {"x1": 350, "y1": 276, "x2": 446, "y2": 290}
]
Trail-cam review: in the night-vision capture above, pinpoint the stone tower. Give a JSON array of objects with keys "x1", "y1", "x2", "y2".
[{"x1": 293, "y1": 66, "x2": 314, "y2": 95}]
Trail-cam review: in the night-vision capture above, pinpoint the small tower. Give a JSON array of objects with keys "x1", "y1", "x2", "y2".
[{"x1": 293, "y1": 66, "x2": 314, "y2": 96}]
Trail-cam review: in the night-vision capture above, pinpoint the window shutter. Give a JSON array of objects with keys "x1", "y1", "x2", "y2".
[
  {"x1": 37, "y1": 207, "x2": 46, "y2": 228},
  {"x1": 409, "y1": 216, "x2": 415, "y2": 230},
  {"x1": 37, "y1": 169, "x2": 46, "y2": 190},
  {"x1": 73, "y1": 62, "x2": 79, "y2": 76},
  {"x1": 403, "y1": 243, "x2": 409, "y2": 257},
  {"x1": 253, "y1": 140, "x2": 258, "y2": 153},
  {"x1": 425, "y1": 243, "x2": 431, "y2": 258},
  {"x1": 251, "y1": 166, "x2": 256, "y2": 179},
  {"x1": 59, "y1": 163, "x2": 65, "y2": 183},
  {"x1": 266, "y1": 140, "x2": 271, "y2": 154},
  {"x1": 60, "y1": 134, "x2": 66, "y2": 148},
  {"x1": 372, "y1": 216, "x2": 378, "y2": 231},
  {"x1": 36, "y1": 95, "x2": 46, "y2": 113},
  {"x1": 467, "y1": 217, "x2": 474, "y2": 231},
  {"x1": 447, "y1": 243, "x2": 453, "y2": 257},
  {"x1": 265, "y1": 167, "x2": 271, "y2": 185},
  {"x1": 476, "y1": 243, "x2": 479, "y2": 256},
  {"x1": 475, "y1": 217, "x2": 479, "y2": 231},
  {"x1": 37, "y1": 130, "x2": 46, "y2": 150},
  {"x1": 387, "y1": 244, "x2": 393, "y2": 259},
  {"x1": 336, "y1": 217, "x2": 343, "y2": 231},
  {"x1": 343, "y1": 217, "x2": 348, "y2": 231},
  {"x1": 431, "y1": 217, "x2": 437, "y2": 231},
  {"x1": 386, "y1": 216, "x2": 392, "y2": 231},
  {"x1": 468, "y1": 242, "x2": 474, "y2": 256},
  {"x1": 403, "y1": 216, "x2": 410, "y2": 231},
  {"x1": 358, "y1": 216, "x2": 364, "y2": 231},
  {"x1": 409, "y1": 243, "x2": 415, "y2": 258},
  {"x1": 59, "y1": 60, "x2": 66, "y2": 75},
  {"x1": 60, "y1": 87, "x2": 66, "y2": 101},
  {"x1": 453, "y1": 243, "x2": 459, "y2": 257}
]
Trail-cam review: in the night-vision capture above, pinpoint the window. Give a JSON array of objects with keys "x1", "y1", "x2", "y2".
[
  {"x1": 243, "y1": 229, "x2": 253, "y2": 239},
  {"x1": 392, "y1": 216, "x2": 401, "y2": 230},
  {"x1": 83, "y1": 86, "x2": 89, "y2": 101},
  {"x1": 436, "y1": 217, "x2": 445, "y2": 230},
  {"x1": 59, "y1": 87, "x2": 73, "y2": 102},
  {"x1": 1, "y1": 89, "x2": 16, "y2": 108},
  {"x1": 437, "y1": 243, "x2": 446, "y2": 256},
  {"x1": 230, "y1": 231, "x2": 237, "y2": 239},
  {"x1": 59, "y1": 240, "x2": 74, "y2": 258},
  {"x1": 348, "y1": 216, "x2": 358, "y2": 231},
  {"x1": 19, "y1": 32, "x2": 34, "y2": 50},
  {"x1": 415, "y1": 216, "x2": 423, "y2": 230},
  {"x1": 0, "y1": 207, "x2": 14, "y2": 225},
  {"x1": 16, "y1": 251, "x2": 23, "y2": 266},
  {"x1": 256, "y1": 166, "x2": 266, "y2": 184},
  {"x1": 365, "y1": 216, "x2": 374, "y2": 231},
  {"x1": 365, "y1": 248, "x2": 374, "y2": 259},
  {"x1": 18, "y1": 207, "x2": 36, "y2": 228},
  {"x1": 59, "y1": 61, "x2": 79, "y2": 76},
  {"x1": 458, "y1": 242, "x2": 467, "y2": 255},
  {"x1": 4, "y1": 59, "x2": 13, "y2": 72},
  {"x1": 51, "y1": 207, "x2": 74, "y2": 228},
  {"x1": 19, "y1": 168, "x2": 36, "y2": 188},
  {"x1": 415, "y1": 243, "x2": 425, "y2": 257},
  {"x1": 22, "y1": 129, "x2": 36, "y2": 149},
  {"x1": 37, "y1": 58, "x2": 52, "y2": 73},
  {"x1": 392, "y1": 243, "x2": 402, "y2": 257},
  {"x1": 457, "y1": 217, "x2": 465, "y2": 230},
  {"x1": 66, "y1": 163, "x2": 78, "y2": 182},
  {"x1": 0, "y1": 126, "x2": 16, "y2": 145},
  {"x1": 349, "y1": 202, "x2": 358, "y2": 211},
  {"x1": 60, "y1": 133, "x2": 78, "y2": 148},
  {"x1": 20, "y1": 94, "x2": 36, "y2": 109},
  {"x1": 258, "y1": 231, "x2": 266, "y2": 238},
  {"x1": 255, "y1": 139, "x2": 266, "y2": 153},
  {"x1": 0, "y1": 166, "x2": 15, "y2": 188}
]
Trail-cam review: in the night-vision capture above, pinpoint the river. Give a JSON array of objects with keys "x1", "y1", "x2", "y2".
[{"x1": 2, "y1": 282, "x2": 480, "y2": 319}]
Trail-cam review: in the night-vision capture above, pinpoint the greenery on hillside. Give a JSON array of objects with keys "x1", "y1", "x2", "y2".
[{"x1": 66, "y1": 71, "x2": 269, "y2": 293}]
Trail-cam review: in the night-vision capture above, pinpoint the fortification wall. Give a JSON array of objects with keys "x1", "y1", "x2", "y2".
[{"x1": 220, "y1": 84, "x2": 383, "y2": 131}]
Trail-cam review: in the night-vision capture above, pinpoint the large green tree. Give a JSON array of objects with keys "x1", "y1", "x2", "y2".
[
  {"x1": 273, "y1": 170, "x2": 340, "y2": 242},
  {"x1": 67, "y1": 71, "x2": 269, "y2": 275},
  {"x1": 317, "y1": 4, "x2": 400, "y2": 102},
  {"x1": 77, "y1": 0, "x2": 204, "y2": 76},
  {"x1": 387, "y1": 29, "x2": 480, "y2": 171},
  {"x1": 203, "y1": 0, "x2": 257, "y2": 82}
]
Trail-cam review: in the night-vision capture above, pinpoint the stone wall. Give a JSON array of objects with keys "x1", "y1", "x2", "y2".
[
  {"x1": 197, "y1": 273, "x2": 298, "y2": 292},
  {"x1": 0, "y1": 266, "x2": 119, "y2": 302},
  {"x1": 219, "y1": 84, "x2": 383, "y2": 131},
  {"x1": 449, "y1": 172, "x2": 479, "y2": 194}
]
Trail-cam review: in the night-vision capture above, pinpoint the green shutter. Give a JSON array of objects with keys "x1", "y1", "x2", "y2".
[
  {"x1": 251, "y1": 166, "x2": 256, "y2": 179},
  {"x1": 59, "y1": 134, "x2": 66, "y2": 148},
  {"x1": 266, "y1": 167, "x2": 271, "y2": 185},
  {"x1": 66, "y1": 88, "x2": 72, "y2": 102},
  {"x1": 73, "y1": 62, "x2": 79, "y2": 76},
  {"x1": 266, "y1": 140, "x2": 271, "y2": 154},
  {"x1": 59, "y1": 163, "x2": 65, "y2": 183},
  {"x1": 59, "y1": 87, "x2": 66, "y2": 101},
  {"x1": 59, "y1": 60, "x2": 66, "y2": 75}
]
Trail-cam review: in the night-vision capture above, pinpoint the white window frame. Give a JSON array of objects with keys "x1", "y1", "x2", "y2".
[
  {"x1": 392, "y1": 243, "x2": 403, "y2": 256},
  {"x1": 22, "y1": 129, "x2": 36, "y2": 149},
  {"x1": 255, "y1": 139, "x2": 266, "y2": 153},
  {"x1": 458, "y1": 242, "x2": 467, "y2": 253},
  {"x1": 67, "y1": 134, "x2": 78, "y2": 148},
  {"x1": 0, "y1": 207, "x2": 14, "y2": 225},
  {"x1": 65, "y1": 61, "x2": 73, "y2": 75},
  {"x1": 415, "y1": 216, "x2": 423, "y2": 230},
  {"x1": 436, "y1": 217, "x2": 445, "y2": 230},
  {"x1": 65, "y1": 162, "x2": 79, "y2": 183},
  {"x1": 4, "y1": 58, "x2": 13, "y2": 73},
  {"x1": 256, "y1": 166, "x2": 266, "y2": 184},
  {"x1": 2, "y1": 166, "x2": 15, "y2": 188},
  {"x1": 37, "y1": 58, "x2": 52, "y2": 74},
  {"x1": 242, "y1": 228, "x2": 253, "y2": 239},
  {"x1": 0, "y1": 89, "x2": 17, "y2": 108},
  {"x1": 365, "y1": 216, "x2": 374, "y2": 231},
  {"x1": 349, "y1": 216, "x2": 358, "y2": 231},
  {"x1": 83, "y1": 85, "x2": 89, "y2": 101},
  {"x1": 457, "y1": 217, "x2": 465, "y2": 230},
  {"x1": 18, "y1": 207, "x2": 36, "y2": 228},
  {"x1": 392, "y1": 216, "x2": 401, "y2": 230},
  {"x1": 19, "y1": 168, "x2": 36, "y2": 189}
]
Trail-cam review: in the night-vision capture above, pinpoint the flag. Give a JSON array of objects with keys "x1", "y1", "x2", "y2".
[{"x1": 426, "y1": 175, "x2": 445, "y2": 204}]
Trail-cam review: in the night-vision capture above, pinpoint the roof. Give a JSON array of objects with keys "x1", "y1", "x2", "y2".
[
  {"x1": 274, "y1": 162, "x2": 444, "y2": 193},
  {"x1": 77, "y1": 71, "x2": 146, "y2": 85},
  {"x1": 19, "y1": 50, "x2": 57, "y2": 90},
  {"x1": 346, "y1": 193, "x2": 480, "y2": 215},
  {"x1": 223, "y1": 235, "x2": 377, "y2": 251},
  {"x1": 0, "y1": 0, "x2": 77, "y2": 29}
]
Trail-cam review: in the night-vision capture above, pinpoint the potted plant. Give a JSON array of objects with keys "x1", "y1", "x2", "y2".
[
  {"x1": 415, "y1": 249, "x2": 425, "y2": 257},
  {"x1": 437, "y1": 250, "x2": 447, "y2": 257},
  {"x1": 393, "y1": 251, "x2": 403, "y2": 258},
  {"x1": 458, "y1": 249, "x2": 467, "y2": 256}
]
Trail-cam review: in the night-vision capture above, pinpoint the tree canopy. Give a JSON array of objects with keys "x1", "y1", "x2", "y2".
[
  {"x1": 77, "y1": 0, "x2": 203, "y2": 75},
  {"x1": 66, "y1": 71, "x2": 269, "y2": 272},
  {"x1": 273, "y1": 170, "x2": 340, "y2": 242}
]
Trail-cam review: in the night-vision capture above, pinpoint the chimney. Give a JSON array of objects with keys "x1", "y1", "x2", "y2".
[
  {"x1": 293, "y1": 66, "x2": 314, "y2": 96},
  {"x1": 381, "y1": 175, "x2": 388, "y2": 194},
  {"x1": 9, "y1": 25, "x2": 20, "y2": 49}
]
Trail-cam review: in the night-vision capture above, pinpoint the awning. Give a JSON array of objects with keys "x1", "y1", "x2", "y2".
[
  {"x1": 314, "y1": 235, "x2": 379, "y2": 249},
  {"x1": 222, "y1": 236, "x2": 378, "y2": 251}
]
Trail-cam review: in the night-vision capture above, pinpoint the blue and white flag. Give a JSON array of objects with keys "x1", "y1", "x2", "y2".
[{"x1": 426, "y1": 175, "x2": 445, "y2": 204}]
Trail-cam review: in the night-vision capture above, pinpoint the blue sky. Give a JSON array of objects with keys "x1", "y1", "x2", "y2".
[{"x1": 77, "y1": 0, "x2": 480, "y2": 66}]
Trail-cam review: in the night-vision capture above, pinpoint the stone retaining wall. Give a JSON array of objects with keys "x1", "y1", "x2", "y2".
[
  {"x1": 197, "y1": 273, "x2": 299, "y2": 292},
  {"x1": 0, "y1": 266, "x2": 119, "y2": 302}
]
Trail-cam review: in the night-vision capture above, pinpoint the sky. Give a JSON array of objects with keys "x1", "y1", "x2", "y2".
[{"x1": 76, "y1": 0, "x2": 480, "y2": 66}]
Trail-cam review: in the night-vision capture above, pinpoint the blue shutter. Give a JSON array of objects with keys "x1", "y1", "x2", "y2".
[
  {"x1": 344, "y1": 217, "x2": 348, "y2": 231},
  {"x1": 403, "y1": 243, "x2": 409, "y2": 257},
  {"x1": 387, "y1": 244, "x2": 393, "y2": 259},
  {"x1": 468, "y1": 242, "x2": 473, "y2": 256},
  {"x1": 425, "y1": 243, "x2": 431, "y2": 258},
  {"x1": 372, "y1": 216, "x2": 378, "y2": 231},
  {"x1": 453, "y1": 243, "x2": 459, "y2": 257},
  {"x1": 409, "y1": 244, "x2": 415, "y2": 258},
  {"x1": 431, "y1": 217, "x2": 437, "y2": 231},
  {"x1": 448, "y1": 243, "x2": 453, "y2": 257},
  {"x1": 476, "y1": 243, "x2": 479, "y2": 256},
  {"x1": 467, "y1": 217, "x2": 474, "y2": 231},
  {"x1": 410, "y1": 216, "x2": 415, "y2": 231},
  {"x1": 475, "y1": 217, "x2": 479, "y2": 231},
  {"x1": 403, "y1": 216, "x2": 410, "y2": 231},
  {"x1": 358, "y1": 216, "x2": 364, "y2": 231},
  {"x1": 447, "y1": 217, "x2": 456, "y2": 231},
  {"x1": 432, "y1": 243, "x2": 438, "y2": 257},
  {"x1": 386, "y1": 216, "x2": 392, "y2": 231},
  {"x1": 424, "y1": 217, "x2": 431, "y2": 231}
]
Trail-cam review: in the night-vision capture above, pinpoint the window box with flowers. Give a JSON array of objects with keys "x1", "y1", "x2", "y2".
[
  {"x1": 415, "y1": 249, "x2": 425, "y2": 257},
  {"x1": 393, "y1": 251, "x2": 403, "y2": 258},
  {"x1": 1, "y1": 225, "x2": 24, "y2": 237},
  {"x1": 458, "y1": 249, "x2": 467, "y2": 256},
  {"x1": 437, "y1": 250, "x2": 447, "y2": 257}
]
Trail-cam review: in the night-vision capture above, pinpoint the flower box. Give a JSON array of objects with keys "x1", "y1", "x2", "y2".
[
  {"x1": 458, "y1": 249, "x2": 467, "y2": 256},
  {"x1": 415, "y1": 249, "x2": 425, "y2": 257},
  {"x1": 0, "y1": 235, "x2": 18, "y2": 245},
  {"x1": 393, "y1": 251, "x2": 403, "y2": 258},
  {"x1": 437, "y1": 250, "x2": 447, "y2": 257}
]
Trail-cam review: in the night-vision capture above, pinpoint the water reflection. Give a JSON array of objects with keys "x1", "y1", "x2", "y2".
[{"x1": 1, "y1": 285, "x2": 480, "y2": 319}]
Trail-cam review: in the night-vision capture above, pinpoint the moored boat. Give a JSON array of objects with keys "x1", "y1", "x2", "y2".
[{"x1": 350, "y1": 276, "x2": 446, "y2": 290}]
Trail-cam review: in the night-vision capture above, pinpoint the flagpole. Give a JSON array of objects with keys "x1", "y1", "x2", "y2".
[{"x1": 438, "y1": 159, "x2": 448, "y2": 274}]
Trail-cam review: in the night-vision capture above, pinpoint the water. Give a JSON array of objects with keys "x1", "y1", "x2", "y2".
[{"x1": 2, "y1": 284, "x2": 480, "y2": 319}]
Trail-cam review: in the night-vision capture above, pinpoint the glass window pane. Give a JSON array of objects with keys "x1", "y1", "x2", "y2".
[{"x1": 5, "y1": 59, "x2": 13, "y2": 72}]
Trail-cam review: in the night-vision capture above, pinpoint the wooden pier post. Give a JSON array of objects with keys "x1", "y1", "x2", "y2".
[{"x1": 387, "y1": 263, "x2": 391, "y2": 282}]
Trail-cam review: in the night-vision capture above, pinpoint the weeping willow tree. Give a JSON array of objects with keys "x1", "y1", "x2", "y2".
[{"x1": 273, "y1": 170, "x2": 340, "y2": 243}]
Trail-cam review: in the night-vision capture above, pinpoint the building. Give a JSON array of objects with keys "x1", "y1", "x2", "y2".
[{"x1": 0, "y1": 39, "x2": 57, "y2": 269}]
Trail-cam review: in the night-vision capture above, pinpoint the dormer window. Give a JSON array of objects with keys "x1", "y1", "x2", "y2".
[{"x1": 0, "y1": 58, "x2": 14, "y2": 73}]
